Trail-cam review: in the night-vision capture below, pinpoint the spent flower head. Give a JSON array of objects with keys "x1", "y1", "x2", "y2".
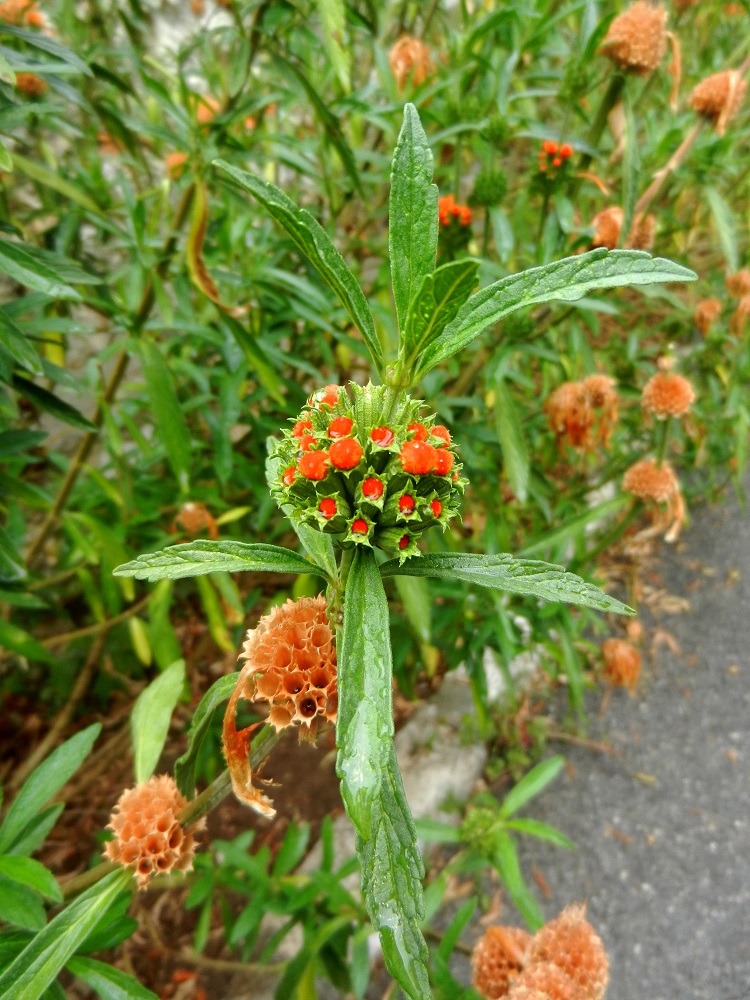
[
  {"x1": 601, "y1": 637, "x2": 641, "y2": 692},
  {"x1": 693, "y1": 298, "x2": 721, "y2": 335},
  {"x1": 526, "y1": 903, "x2": 609, "y2": 1000},
  {"x1": 600, "y1": 1, "x2": 668, "y2": 75},
  {"x1": 389, "y1": 35, "x2": 435, "y2": 90},
  {"x1": 641, "y1": 370, "x2": 695, "y2": 419},
  {"x1": 623, "y1": 458, "x2": 685, "y2": 542},
  {"x1": 471, "y1": 925, "x2": 531, "y2": 999},
  {"x1": 689, "y1": 69, "x2": 747, "y2": 136}
]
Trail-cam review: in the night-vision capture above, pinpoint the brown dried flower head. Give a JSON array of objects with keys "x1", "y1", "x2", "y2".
[
  {"x1": 389, "y1": 35, "x2": 435, "y2": 90},
  {"x1": 624, "y1": 211, "x2": 657, "y2": 251},
  {"x1": 173, "y1": 501, "x2": 219, "y2": 539},
  {"x1": 729, "y1": 295, "x2": 750, "y2": 336},
  {"x1": 582, "y1": 375, "x2": 619, "y2": 447},
  {"x1": 545, "y1": 377, "x2": 619, "y2": 451},
  {"x1": 526, "y1": 904, "x2": 609, "y2": 1000},
  {"x1": 15, "y1": 72, "x2": 47, "y2": 97},
  {"x1": 689, "y1": 70, "x2": 746, "y2": 135},
  {"x1": 506, "y1": 990, "x2": 550, "y2": 1000},
  {"x1": 510, "y1": 961, "x2": 582, "y2": 1000},
  {"x1": 600, "y1": 1, "x2": 668, "y2": 74},
  {"x1": 693, "y1": 298, "x2": 721, "y2": 335},
  {"x1": 104, "y1": 775, "x2": 204, "y2": 888},
  {"x1": 726, "y1": 268, "x2": 750, "y2": 298},
  {"x1": 641, "y1": 371, "x2": 695, "y2": 419},
  {"x1": 623, "y1": 458, "x2": 684, "y2": 541},
  {"x1": 601, "y1": 637, "x2": 641, "y2": 692},
  {"x1": 472, "y1": 925, "x2": 531, "y2": 999},
  {"x1": 223, "y1": 596, "x2": 337, "y2": 816},
  {"x1": 0, "y1": 0, "x2": 31, "y2": 24},
  {"x1": 590, "y1": 206, "x2": 623, "y2": 250}
]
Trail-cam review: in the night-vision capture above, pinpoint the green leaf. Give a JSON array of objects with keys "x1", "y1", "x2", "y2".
[
  {"x1": 413, "y1": 818, "x2": 462, "y2": 844},
  {"x1": 400, "y1": 258, "x2": 479, "y2": 368},
  {"x1": 10, "y1": 154, "x2": 102, "y2": 215},
  {"x1": 0, "y1": 869, "x2": 132, "y2": 1000},
  {"x1": 0, "y1": 308, "x2": 43, "y2": 375},
  {"x1": 380, "y1": 552, "x2": 634, "y2": 615},
  {"x1": 67, "y1": 957, "x2": 158, "y2": 1000},
  {"x1": 139, "y1": 341, "x2": 191, "y2": 494},
  {"x1": 0, "y1": 874, "x2": 46, "y2": 931},
  {"x1": 0, "y1": 724, "x2": 100, "y2": 854},
  {"x1": 131, "y1": 660, "x2": 185, "y2": 783},
  {"x1": 0, "y1": 620, "x2": 55, "y2": 664},
  {"x1": 7, "y1": 805, "x2": 63, "y2": 859},
  {"x1": 493, "y1": 375, "x2": 529, "y2": 503},
  {"x1": 315, "y1": 0, "x2": 350, "y2": 90},
  {"x1": 394, "y1": 574, "x2": 431, "y2": 644},
  {"x1": 213, "y1": 160, "x2": 382, "y2": 374},
  {"x1": 706, "y1": 187, "x2": 738, "y2": 273},
  {"x1": 12, "y1": 375, "x2": 95, "y2": 432},
  {"x1": 114, "y1": 540, "x2": 326, "y2": 582},
  {"x1": 499, "y1": 756, "x2": 565, "y2": 818},
  {"x1": 336, "y1": 549, "x2": 430, "y2": 1000},
  {"x1": 221, "y1": 315, "x2": 284, "y2": 406},
  {"x1": 0, "y1": 858, "x2": 62, "y2": 903},
  {"x1": 174, "y1": 672, "x2": 239, "y2": 797},
  {"x1": 492, "y1": 830, "x2": 544, "y2": 930},
  {"x1": 0, "y1": 241, "x2": 81, "y2": 300},
  {"x1": 389, "y1": 103, "x2": 439, "y2": 333},
  {"x1": 504, "y1": 818, "x2": 575, "y2": 850},
  {"x1": 518, "y1": 496, "x2": 629, "y2": 557},
  {"x1": 416, "y1": 249, "x2": 697, "y2": 376},
  {"x1": 0, "y1": 25, "x2": 92, "y2": 76},
  {"x1": 0, "y1": 526, "x2": 25, "y2": 583}
]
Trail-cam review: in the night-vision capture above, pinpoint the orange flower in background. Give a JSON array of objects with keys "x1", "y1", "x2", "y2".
[
  {"x1": 0, "y1": 0, "x2": 31, "y2": 23},
  {"x1": 641, "y1": 370, "x2": 695, "y2": 419},
  {"x1": 689, "y1": 69, "x2": 747, "y2": 135},
  {"x1": 693, "y1": 298, "x2": 721, "y2": 335},
  {"x1": 526, "y1": 904, "x2": 609, "y2": 1000},
  {"x1": 389, "y1": 35, "x2": 434, "y2": 90},
  {"x1": 195, "y1": 95, "x2": 221, "y2": 126},
  {"x1": 726, "y1": 268, "x2": 750, "y2": 297},
  {"x1": 438, "y1": 193, "x2": 472, "y2": 226},
  {"x1": 172, "y1": 501, "x2": 219, "y2": 540},
  {"x1": 545, "y1": 376, "x2": 618, "y2": 451},
  {"x1": 104, "y1": 775, "x2": 204, "y2": 888},
  {"x1": 600, "y1": 1, "x2": 668, "y2": 75},
  {"x1": 97, "y1": 131, "x2": 122, "y2": 155},
  {"x1": 623, "y1": 457, "x2": 685, "y2": 542},
  {"x1": 165, "y1": 151, "x2": 189, "y2": 179},
  {"x1": 14, "y1": 72, "x2": 47, "y2": 97},
  {"x1": 590, "y1": 206, "x2": 623, "y2": 250},
  {"x1": 537, "y1": 139, "x2": 573, "y2": 179},
  {"x1": 471, "y1": 925, "x2": 531, "y2": 999},
  {"x1": 601, "y1": 637, "x2": 641, "y2": 692},
  {"x1": 729, "y1": 295, "x2": 750, "y2": 336},
  {"x1": 222, "y1": 597, "x2": 337, "y2": 815}
]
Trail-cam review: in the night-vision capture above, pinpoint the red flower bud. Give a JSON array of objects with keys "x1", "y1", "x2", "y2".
[
  {"x1": 328, "y1": 416, "x2": 353, "y2": 438},
  {"x1": 299, "y1": 434, "x2": 315, "y2": 452},
  {"x1": 329, "y1": 437, "x2": 363, "y2": 470},
  {"x1": 282, "y1": 466, "x2": 296, "y2": 486},
  {"x1": 311, "y1": 384, "x2": 340, "y2": 408},
  {"x1": 542, "y1": 139, "x2": 558, "y2": 154},
  {"x1": 371, "y1": 426, "x2": 395, "y2": 447},
  {"x1": 431, "y1": 499, "x2": 443, "y2": 516},
  {"x1": 552, "y1": 157, "x2": 562, "y2": 167},
  {"x1": 299, "y1": 450, "x2": 329, "y2": 480},
  {"x1": 408, "y1": 422, "x2": 428, "y2": 441},
  {"x1": 352, "y1": 518, "x2": 368, "y2": 534},
  {"x1": 399, "y1": 494, "x2": 415, "y2": 514},
  {"x1": 319, "y1": 498, "x2": 337, "y2": 519},
  {"x1": 435, "y1": 450, "x2": 454, "y2": 475},
  {"x1": 560, "y1": 143, "x2": 573, "y2": 158},
  {"x1": 432, "y1": 425, "x2": 451, "y2": 446},
  {"x1": 398, "y1": 534, "x2": 410, "y2": 549},
  {"x1": 293, "y1": 420, "x2": 313, "y2": 437},
  {"x1": 400, "y1": 440, "x2": 438, "y2": 475},
  {"x1": 362, "y1": 477, "x2": 384, "y2": 500}
]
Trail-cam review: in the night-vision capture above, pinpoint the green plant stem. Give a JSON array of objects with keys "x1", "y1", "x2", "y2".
[
  {"x1": 60, "y1": 725, "x2": 279, "y2": 901},
  {"x1": 655, "y1": 417, "x2": 671, "y2": 465},
  {"x1": 24, "y1": 183, "x2": 196, "y2": 569},
  {"x1": 569, "y1": 73, "x2": 625, "y2": 199}
]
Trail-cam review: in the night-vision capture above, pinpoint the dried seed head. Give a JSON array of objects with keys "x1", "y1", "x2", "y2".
[
  {"x1": 600, "y1": 1, "x2": 668, "y2": 74},
  {"x1": 590, "y1": 206, "x2": 623, "y2": 250},
  {"x1": 389, "y1": 35, "x2": 435, "y2": 90},
  {"x1": 729, "y1": 295, "x2": 750, "y2": 336},
  {"x1": 526, "y1": 904, "x2": 609, "y2": 1000},
  {"x1": 545, "y1": 382, "x2": 594, "y2": 450},
  {"x1": 173, "y1": 501, "x2": 219, "y2": 539},
  {"x1": 472, "y1": 925, "x2": 531, "y2": 999},
  {"x1": 726, "y1": 268, "x2": 750, "y2": 297},
  {"x1": 223, "y1": 597, "x2": 337, "y2": 816},
  {"x1": 510, "y1": 961, "x2": 582, "y2": 1000},
  {"x1": 506, "y1": 989, "x2": 550, "y2": 1000},
  {"x1": 582, "y1": 375, "x2": 619, "y2": 447},
  {"x1": 693, "y1": 298, "x2": 722, "y2": 335},
  {"x1": 15, "y1": 72, "x2": 47, "y2": 97},
  {"x1": 641, "y1": 371, "x2": 696, "y2": 418},
  {"x1": 622, "y1": 458, "x2": 685, "y2": 541},
  {"x1": 689, "y1": 70, "x2": 746, "y2": 135},
  {"x1": 624, "y1": 212, "x2": 657, "y2": 251},
  {"x1": 104, "y1": 775, "x2": 204, "y2": 889},
  {"x1": 601, "y1": 637, "x2": 641, "y2": 691},
  {"x1": 0, "y1": 0, "x2": 32, "y2": 24}
]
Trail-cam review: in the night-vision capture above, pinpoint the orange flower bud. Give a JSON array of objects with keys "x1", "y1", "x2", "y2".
[
  {"x1": 328, "y1": 416, "x2": 353, "y2": 438},
  {"x1": 299, "y1": 450, "x2": 330, "y2": 480},
  {"x1": 401, "y1": 440, "x2": 438, "y2": 474},
  {"x1": 329, "y1": 437, "x2": 363, "y2": 470}
]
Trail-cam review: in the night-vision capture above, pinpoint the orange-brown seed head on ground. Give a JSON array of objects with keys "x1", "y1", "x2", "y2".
[
  {"x1": 689, "y1": 70, "x2": 747, "y2": 135},
  {"x1": 389, "y1": 35, "x2": 435, "y2": 90},
  {"x1": 694, "y1": 298, "x2": 722, "y2": 335},
  {"x1": 600, "y1": 1, "x2": 668, "y2": 75},
  {"x1": 510, "y1": 961, "x2": 582, "y2": 1000},
  {"x1": 641, "y1": 371, "x2": 696, "y2": 419},
  {"x1": 471, "y1": 925, "x2": 531, "y2": 999},
  {"x1": 104, "y1": 775, "x2": 204, "y2": 889},
  {"x1": 601, "y1": 637, "x2": 641, "y2": 692},
  {"x1": 526, "y1": 903, "x2": 610, "y2": 1000}
]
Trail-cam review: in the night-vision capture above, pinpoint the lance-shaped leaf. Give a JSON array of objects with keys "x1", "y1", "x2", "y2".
[
  {"x1": 389, "y1": 103, "x2": 439, "y2": 333},
  {"x1": 493, "y1": 374, "x2": 530, "y2": 504},
  {"x1": 131, "y1": 660, "x2": 186, "y2": 783},
  {"x1": 213, "y1": 160, "x2": 382, "y2": 375},
  {"x1": 336, "y1": 549, "x2": 430, "y2": 1000},
  {"x1": 0, "y1": 240, "x2": 82, "y2": 301},
  {"x1": 174, "y1": 672, "x2": 239, "y2": 797},
  {"x1": 113, "y1": 541, "x2": 328, "y2": 582},
  {"x1": 416, "y1": 249, "x2": 697, "y2": 376},
  {"x1": 400, "y1": 258, "x2": 479, "y2": 369},
  {"x1": 380, "y1": 552, "x2": 634, "y2": 615},
  {"x1": 186, "y1": 182, "x2": 248, "y2": 318},
  {"x1": 139, "y1": 341, "x2": 191, "y2": 494}
]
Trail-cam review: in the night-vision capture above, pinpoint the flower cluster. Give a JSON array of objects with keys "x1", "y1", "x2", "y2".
[
  {"x1": 271, "y1": 382, "x2": 465, "y2": 562},
  {"x1": 438, "y1": 193, "x2": 472, "y2": 228},
  {"x1": 222, "y1": 597, "x2": 337, "y2": 816},
  {"x1": 0, "y1": 0, "x2": 45, "y2": 27},
  {"x1": 472, "y1": 904, "x2": 609, "y2": 1000},
  {"x1": 600, "y1": 1, "x2": 668, "y2": 75},
  {"x1": 537, "y1": 139, "x2": 573, "y2": 182},
  {"x1": 104, "y1": 775, "x2": 204, "y2": 888},
  {"x1": 545, "y1": 375, "x2": 619, "y2": 451}
]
